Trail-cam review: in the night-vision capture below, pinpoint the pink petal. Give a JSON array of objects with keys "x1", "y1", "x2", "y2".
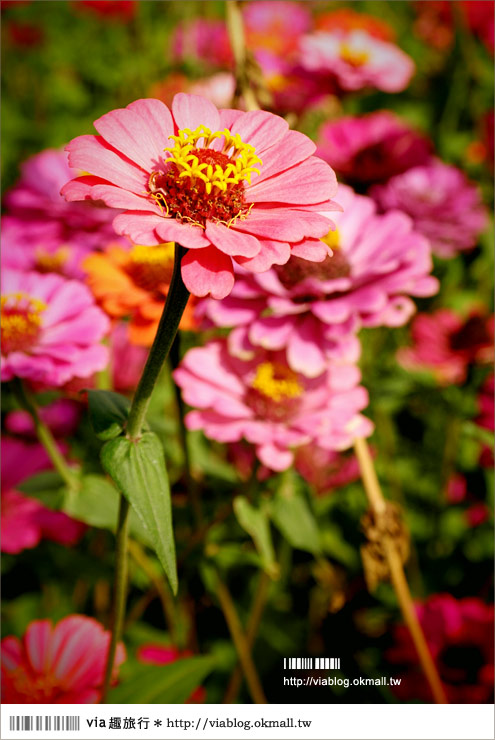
[
  {"x1": 236, "y1": 239, "x2": 291, "y2": 272},
  {"x1": 94, "y1": 107, "x2": 167, "y2": 172},
  {"x1": 172, "y1": 93, "x2": 220, "y2": 133},
  {"x1": 65, "y1": 135, "x2": 146, "y2": 193},
  {"x1": 286, "y1": 317, "x2": 327, "y2": 378},
  {"x1": 205, "y1": 221, "x2": 261, "y2": 257},
  {"x1": 250, "y1": 130, "x2": 316, "y2": 186},
  {"x1": 219, "y1": 109, "x2": 245, "y2": 128},
  {"x1": 112, "y1": 212, "x2": 164, "y2": 244},
  {"x1": 257, "y1": 442, "x2": 294, "y2": 471},
  {"x1": 230, "y1": 110, "x2": 289, "y2": 154},
  {"x1": 290, "y1": 238, "x2": 329, "y2": 261},
  {"x1": 181, "y1": 246, "x2": 234, "y2": 298},
  {"x1": 249, "y1": 315, "x2": 294, "y2": 350},
  {"x1": 127, "y1": 99, "x2": 175, "y2": 156},
  {"x1": 248, "y1": 156, "x2": 338, "y2": 204},
  {"x1": 234, "y1": 208, "x2": 332, "y2": 241},
  {"x1": 24, "y1": 620, "x2": 53, "y2": 673},
  {"x1": 81, "y1": 183, "x2": 161, "y2": 213},
  {"x1": 155, "y1": 219, "x2": 210, "y2": 248}
]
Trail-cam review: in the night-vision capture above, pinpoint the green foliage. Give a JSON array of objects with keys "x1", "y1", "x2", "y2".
[
  {"x1": 108, "y1": 656, "x2": 216, "y2": 703},
  {"x1": 101, "y1": 432, "x2": 177, "y2": 593},
  {"x1": 233, "y1": 496, "x2": 279, "y2": 579},
  {"x1": 87, "y1": 389, "x2": 131, "y2": 441}
]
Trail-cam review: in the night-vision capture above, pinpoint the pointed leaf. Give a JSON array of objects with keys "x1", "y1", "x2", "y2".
[
  {"x1": 233, "y1": 496, "x2": 279, "y2": 578},
  {"x1": 101, "y1": 432, "x2": 177, "y2": 593},
  {"x1": 88, "y1": 389, "x2": 130, "y2": 440},
  {"x1": 63, "y1": 474, "x2": 152, "y2": 546},
  {"x1": 270, "y1": 488, "x2": 322, "y2": 555},
  {"x1": 108, "y1": 656, "x2": 215, "y2": 703}
]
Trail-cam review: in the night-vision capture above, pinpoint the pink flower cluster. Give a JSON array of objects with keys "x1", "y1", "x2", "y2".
[{"x1": 201, "y1": 185, "x2": 438, "y2": 378}]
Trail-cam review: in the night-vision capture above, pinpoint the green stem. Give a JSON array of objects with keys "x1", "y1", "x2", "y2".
[
  {"x1": 101, "y1": 243, "x2": 190, "y2": 701},
  {"x1": 12, "y1": 379, "x2": 79, "y2": 490},
  {"x1": 101, "y1": 496, "x2": 130, "y2": 703},
  {"x1": 126, "y1": 243, "x2": 190, "y2": 440}
]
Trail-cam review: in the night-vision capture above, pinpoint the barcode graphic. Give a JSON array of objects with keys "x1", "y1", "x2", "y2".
[
  {"x1": 9, "y1": 716, "x2": 80, "y2": 732},
  {"x1": 284, "y1": 657, "x2": 340, "y2": 669}
]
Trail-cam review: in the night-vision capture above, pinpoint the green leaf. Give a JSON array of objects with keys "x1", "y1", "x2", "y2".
[
  {"x1": 87, "y1": 389, "x2": 130, "y2": 441},
  {"x1": 233, "y1": 496, "x2": 279, "y2": 578},
  {"x1": 17, "y1": 471, "x2": 66, "y2": 509},
  {"x1": 269, "y1": 486, "x2": 322, "y2": 555},
  {"x1": 108, "y1": 656, "x2": 215, "y2": 703},
  {"x1": 63, "y1": 474, "x2": 152, "y2": 546},
  {"x1": 101, "y1": 432, "x2": 177, "y2": 593}
]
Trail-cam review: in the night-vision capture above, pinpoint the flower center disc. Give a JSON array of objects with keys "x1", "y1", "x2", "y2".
[
  {"x1": 126, "y1": 243, "x2": 176, "y2": 293},
  {"x1": 148, "y1": 125, "x2": 262, "y2": 228},
  {"x1": 275, "y1": 232, "x2": 351, "y2": 292},
  {"x1": 339, "y1": 43, "x2": 370, "y2": 67},
  {"x1": 1, "y1": 293, "x2": 47, "y2": 355},
  {"x1": 247, "y1": 361, "x2": 302, "y2": 421},
  {"x1": 35, "y1": 247, "x2": 70, "y2": 275}
]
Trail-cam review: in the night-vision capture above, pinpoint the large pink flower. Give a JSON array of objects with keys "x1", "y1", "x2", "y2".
[
  {"x1": 174, "y1": 339, "x2": 372, "y2": 471},
  {"x1": 371, "y1": 161, "x2": 488, "y2": 258},
  {"x1": 1, "y1": 269, "x2": 109, "y2": 386},
  {"x1": 398, "y1": 310, "x2": 494, "y2": 385},
  {"x1": 201, "y1": 185, "x2": 438, "y2": 377},
  {"x1": 2, "y1": 149, "x2": 123, "y2": 277},
  {"x1": 317, "y1": 111, "x2": 432, "y2": 187},
  {"x1": 1, "y1": 437, "x2": 85, "y2": 554},
  {"x1": 2, "y1": 615, "x2": 125, "y2": 703},
  {"x1": 61, "y1": 94, "x2": 340, "y2": 299},
  {"x1": 299, "y1": 29, "x2": 415, "y2": 93}
]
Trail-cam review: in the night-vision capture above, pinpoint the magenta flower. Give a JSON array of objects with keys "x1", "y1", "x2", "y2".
[
  {"x1": 61, "y1": 94, "x2": 340, "y2": 299},
  {"x1": 299, "y1": 29, "x2": 415, "y2": 93},
  {"x1": 2, "y1": 149, "x2": 122, "y2": 276},
  {"x1": 317, "y1": 111, "x2": 432, "y2": 187},
  {"x1": 109, "y1": 323, "x2": 148, "y2": 393},
  {"x1": 1, "y1": 269, "x2": 110, "y2": 386},
  {"x1": 1, "y1": 615, "x2": 125, "y2": 703},
  {"x1": 201, "y1": 185, "x2": 438, "y2": 377},
  {"x1": 387, "y1": 594, "x2": 494, "y2": 703},
  {"x1": 398, "y1": 310, "x2": 494, "y2": 385},
  {"x1": 174, "y1": 339, "x2": 372, "y2": 471},
  {"x1": 172, "y1": 19, "x2": 232, "y2": 68},
  {"x1": 1, "y1": 437, "x2": 85, "y2": 554},
  {"x1": 5, "y1": 398, "x2": 81, "y2": 438},
  {"x1": 371, "y1": 161, "x2": 487, "y2": 258}
]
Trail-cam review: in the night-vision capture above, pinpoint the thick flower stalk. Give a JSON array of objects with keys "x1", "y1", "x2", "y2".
[{"x1": 61, "y1": 93, "x2": 340, "y2": 299}]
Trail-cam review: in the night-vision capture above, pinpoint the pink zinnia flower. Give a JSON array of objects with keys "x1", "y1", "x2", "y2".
[
  {"x1": 137, "y1": 644, "x2": 206, "y2": 703},
  {"x1": 1, "y1": 269, "x2": 110, "y2": 386},
  {"x1": 1, "y1": 437, "x2": 85, "y2": 554},
  {"x1": 2, "y1": 149, "x2": 122, "y2": 270},
  {"x1": 201, "y1": 185, "x2": 438, "y2": 377},
  {"x1": 172, "y1": 19, "x2": 232, "y2": 68},
  {"x1": 174, "y1": 339, "x2": 372, "y2": 471},
  {"x1": 299, "y1": 29, "x2": 415, "y2": 93},
  {"x1": 398, "y1": 310, "x2": 494, "y2": 385},
  {"x1": 387, "y1": 594, "x2": 494, "y2": 703},
  {"x1": 317, "y1": 111, "x2": 432, "y2": 187},
  {"x1": 243, "y1": 1, "x2": 312, "y2": 56},
  {"x1": 61, "y1": 94, "x2": 340, "y2": 299},
  {"x1": 371, "y1": 161, "x2": 487, "y2": 258},
  {"x1": 1, "y1": 615, "x2": 125, "y2": 703}
]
